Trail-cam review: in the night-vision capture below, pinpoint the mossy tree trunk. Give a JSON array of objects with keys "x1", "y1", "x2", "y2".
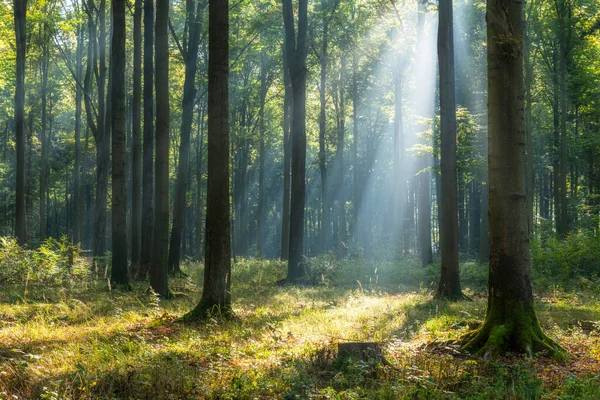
[{"x1": 463, "y1": 0, "x2": 559, "y2": 356}]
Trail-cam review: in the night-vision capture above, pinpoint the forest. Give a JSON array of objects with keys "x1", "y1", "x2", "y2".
[{"x1": 1, "y1": 0, "x2": 600, "y2": 397}]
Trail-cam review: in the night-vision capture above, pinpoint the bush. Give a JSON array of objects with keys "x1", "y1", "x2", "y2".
[
  {"x1": 0, "y1": 236, "x2": 87, "y2": 287},
  {"x1": 531, "y1": 231, "x2": 600, "y2": 286}
]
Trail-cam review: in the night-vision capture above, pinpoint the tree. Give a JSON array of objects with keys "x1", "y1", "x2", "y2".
[
  {"x1": 168, "y1": 0, "x2": 208, "y2": 275},
  {"x1": 283, "y1": 0, "x2": 308, "y2": 282},
  {"x1": 150, "y1": 0, "x2": 170, "y2": 297},
  {"x1": 130, "y1": 0, "x2": 143, "y2": 274},
  {"x1": 186, "y1": 0, "x2": 231, "y2": 318},
  {"x1": 436, "y1": 0, "x2": 463, "y2": 300},
  {"x1": 463, "y1": 0, "x2": 559, "y2": 355},
  {"x1": 111, "y1": 0, "x2": 129, "y2": 286},
  {"x1": 140, "y1": 0, "x2": 155, "y2": 276},
  {"x1": 280, "y1": 44, "x2": 292, "y2": 261},
  {"x1": 40, "y1": 19, "x2": 50, "y2": 243},
  {"x1": 14, "y1": 0, "x2": 27, "y2": 246}
]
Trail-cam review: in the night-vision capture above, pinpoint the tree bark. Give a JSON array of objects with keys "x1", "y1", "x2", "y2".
[
  {"x1": 40, "y1": 25, "x2": 49, "y2": 243},
  {"x1": 140, "y1": 0, "x2": 155, "y2": 276},
  {"x1": 318, "y1": 0, "x2": 330, "y2": 253},
  {"x1": 463, "y1": 0, "x2": 559, "y2": 355},
  {"x1": 150, "y1": 0, "x2": 170, "y2": 297},
  {"x1": 111, "y1": 0, "x2": 129, "y2": 286},
  {"x1": 130, "y1": 0, "x2": 143, "y2": 274},
  {"x1": 257, "y1": 54, "x2": 269, "y2": 258},
  {"x1": 436, "y1": 0, "x2": 463, "y2": 300},
  {"x1": 73, "y1": 25, "x2": 84, "y2": 245},
  {"x1": 283, "y1": 0, "x2": 308, "y2": 282},
  {"x1": 168, "y1": 0, "x2": 207, "y2": 274},
  {"x1": 14, "y1": 0, "x2": 27, "y2": 246},
  {"x1": 280, "y1": 44, "x2": 292, "y2": 261},
  {"x1": 186, "y1": 0, "x2": 231, "y2": 318}
]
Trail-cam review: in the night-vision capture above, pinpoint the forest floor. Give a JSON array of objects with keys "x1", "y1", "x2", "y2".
[{"x1": 1, "y1": 259, "x2": 599, "y2": 399}]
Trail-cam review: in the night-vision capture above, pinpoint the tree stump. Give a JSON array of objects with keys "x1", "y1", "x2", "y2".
[{"x1": 337, "y1": 342, "x2": 389, "y2": 365}]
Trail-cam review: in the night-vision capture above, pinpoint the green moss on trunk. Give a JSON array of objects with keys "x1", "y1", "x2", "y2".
[{"x1": 462, "y1": 299, "x2": 562, "y2": 358}]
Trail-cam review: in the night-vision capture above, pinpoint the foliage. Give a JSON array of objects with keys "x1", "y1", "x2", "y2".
[{"x1": 0, "y1": 236, "x2": 85, "y2": 287}]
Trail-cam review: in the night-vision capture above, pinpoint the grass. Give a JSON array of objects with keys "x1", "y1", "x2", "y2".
[{"x1": 0, "y1": 258, "x2": 599, "y2": 399}]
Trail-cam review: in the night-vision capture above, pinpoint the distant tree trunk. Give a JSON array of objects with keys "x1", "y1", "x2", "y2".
[
  {"x1": 318, "y1": 0, "x2": 330, "y2": 252},
  {"x1": 14, "y1": 0, "x2": 27, "y2": 246},
  {"x1": 552, "y1": 51, "x2": 560, "y2": 233},
  {"x1": 280, "y1": 44, "x2": 292, "y2": 261},
  {"x1": 187, "y1": 0, "x2": 231, "y2": 318},
  {"x1": 436, "y1": 0, "x2": 463, "y2": 300},
  {"x1": 416, "y1": 0, "x2": 433, "y2": 266},
  {"x1": 283, "y1": 0, "x2": 308, "y2": 282},
  {"x1": 524, "y1": 17, "x2": 534, "y2": 236},
  {"x1": 130, "y1": 0, "x2": 143, "y2": 274},
  {"x1": 392, "y1": 69, "x2": 405, "y2": 254},
  {"x1": 150, "y1": 0, "x2": 170, "y2": 297},
  {"x1": 257, "y1": 55, "x2": 269, "y2": 258},
  {"x1": 351, "y1": 43, "x2": 360, "y2": 245},
  {"x1": 195, "y1": 105, "x2": 205, "y2": 258},
  {"x1": 558, "y1": 7, "x2": 569, "y2": 237},
  {"x1": 337, "y1": 58, "x2": 346, "y2": 257},
  {"x1": 93, "y1": 0, "x2": 109, "y2": 259},
  {"x1": 111, "y1": 0, "x2": 129, "y2": 286},
  {"x1": 40, "y1": 27, "x2": 49, "y2": 243},
  {"x1": 140, "y1": 0, "x2": 155, "y2": 276},
  {"x1": 168, "y1": 0, "x2": 207, "y2": 274},
  {"x1": 73, "y1": 26, "x2": 84, "y2": 245},
  {"x1": 463, "y1": 0, "x2": 559, "y2": 355}
]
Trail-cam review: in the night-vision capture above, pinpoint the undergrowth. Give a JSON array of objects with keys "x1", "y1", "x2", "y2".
[{"x1": 0, "y1": 248, "x2": 599, "y2": 398}]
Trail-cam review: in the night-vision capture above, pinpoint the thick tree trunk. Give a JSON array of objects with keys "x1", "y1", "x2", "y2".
[
  {"x1": 436, "y1": 0, "x2": 463, "y2": 300},
  {"x1": 130, "y1": 0, "x2": 143, "y2": 274},
  {"x1": 14, "y1": 0, "x2": 27, "y2": 246},
  {"x1": 168, "y1": 0, "x2": 206, "y2": 274},
  {"x1": 140, "y1": 0, "x2": 155, "y2": 276},
  {"x1": 111, "y1": 0, "x2": 129, "y2": 286},
  {"x1": 195, "y1": 105, "x2": 205, "y2": 258},
  {"x1": 463, "y1": 0, "x2": 559, "y2": 356},
  {"x1": 283, "y1": 0, "x2": 308, "y2": 282},
  {"x1": 150, "y1": 0, "x2": 170, "y2": 298},
  {"x1": 187, "y1": 0, "x2": 231, "y2": 318}
]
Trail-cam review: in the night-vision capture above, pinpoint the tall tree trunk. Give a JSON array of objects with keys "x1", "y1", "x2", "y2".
[
  {"x1": 558, "y1": 9, "x2": 569, "y2": 237},
  {"x1": 393, "y1": 70, "x2": 405, "y2": 254},
  {"x1": 524, "y1": 16, "x2": 534, "y2": 236},
  {"x1": 131, "y1": 0, "x2": 143, "y2": 274},
  {"x1": 111, "y1": 0, "x2": 129, "y2": 286},
  {"x1": 337, "y1": 58, "x2": 346, "y2": 257},
  {"x1": 140, "y1": 0, "x2": 155, "y2": 275},
  {"x1": 14, "y1": 0, "x2": 27, "y2": 246},
  {"x1": 93, "y1": 0, "x2": 109, "y2": 259},
  {"x1": 195, "y1": 105, "x2": 205, "y2": 258},
  {"x1": 187, "y1": 0, "x2": 231, "y2": 318},
  {"x1": 40, "y1": 28, "x2": 49, "y2": 243},
  {"x1": 168, "y1": 0, "x2": 207, "y2": 274},
  {"x1": 257, "y1": 55, "x2": 269, "y2": 258},
  {"x1": 318, "y1": 1, "x2": 329, "y2": 252},
  {"x1": 280, "y1": 44, "x2": 292, "y2": 261},
  {"x1": 283, "y1": 0, "x2": 308, "y2": 282},
  {"x1": 352, "y1": 45, "x2": 360, "y2": 246},
  {"x1": 463, "y1": 0, "x2": 559, "y2": 355},
  {"x1": 436, "y1": 0, "x2": 463, "y2": 300},
  {"x1": 73, "y1": 26, "x2": 84, "y2": 245},
  {"x1": 150, "y1": 0, "x2": 170, "y2": 297},
  {"x1": 552, "y1": 51, "x2": 560, "y2": 234}
]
